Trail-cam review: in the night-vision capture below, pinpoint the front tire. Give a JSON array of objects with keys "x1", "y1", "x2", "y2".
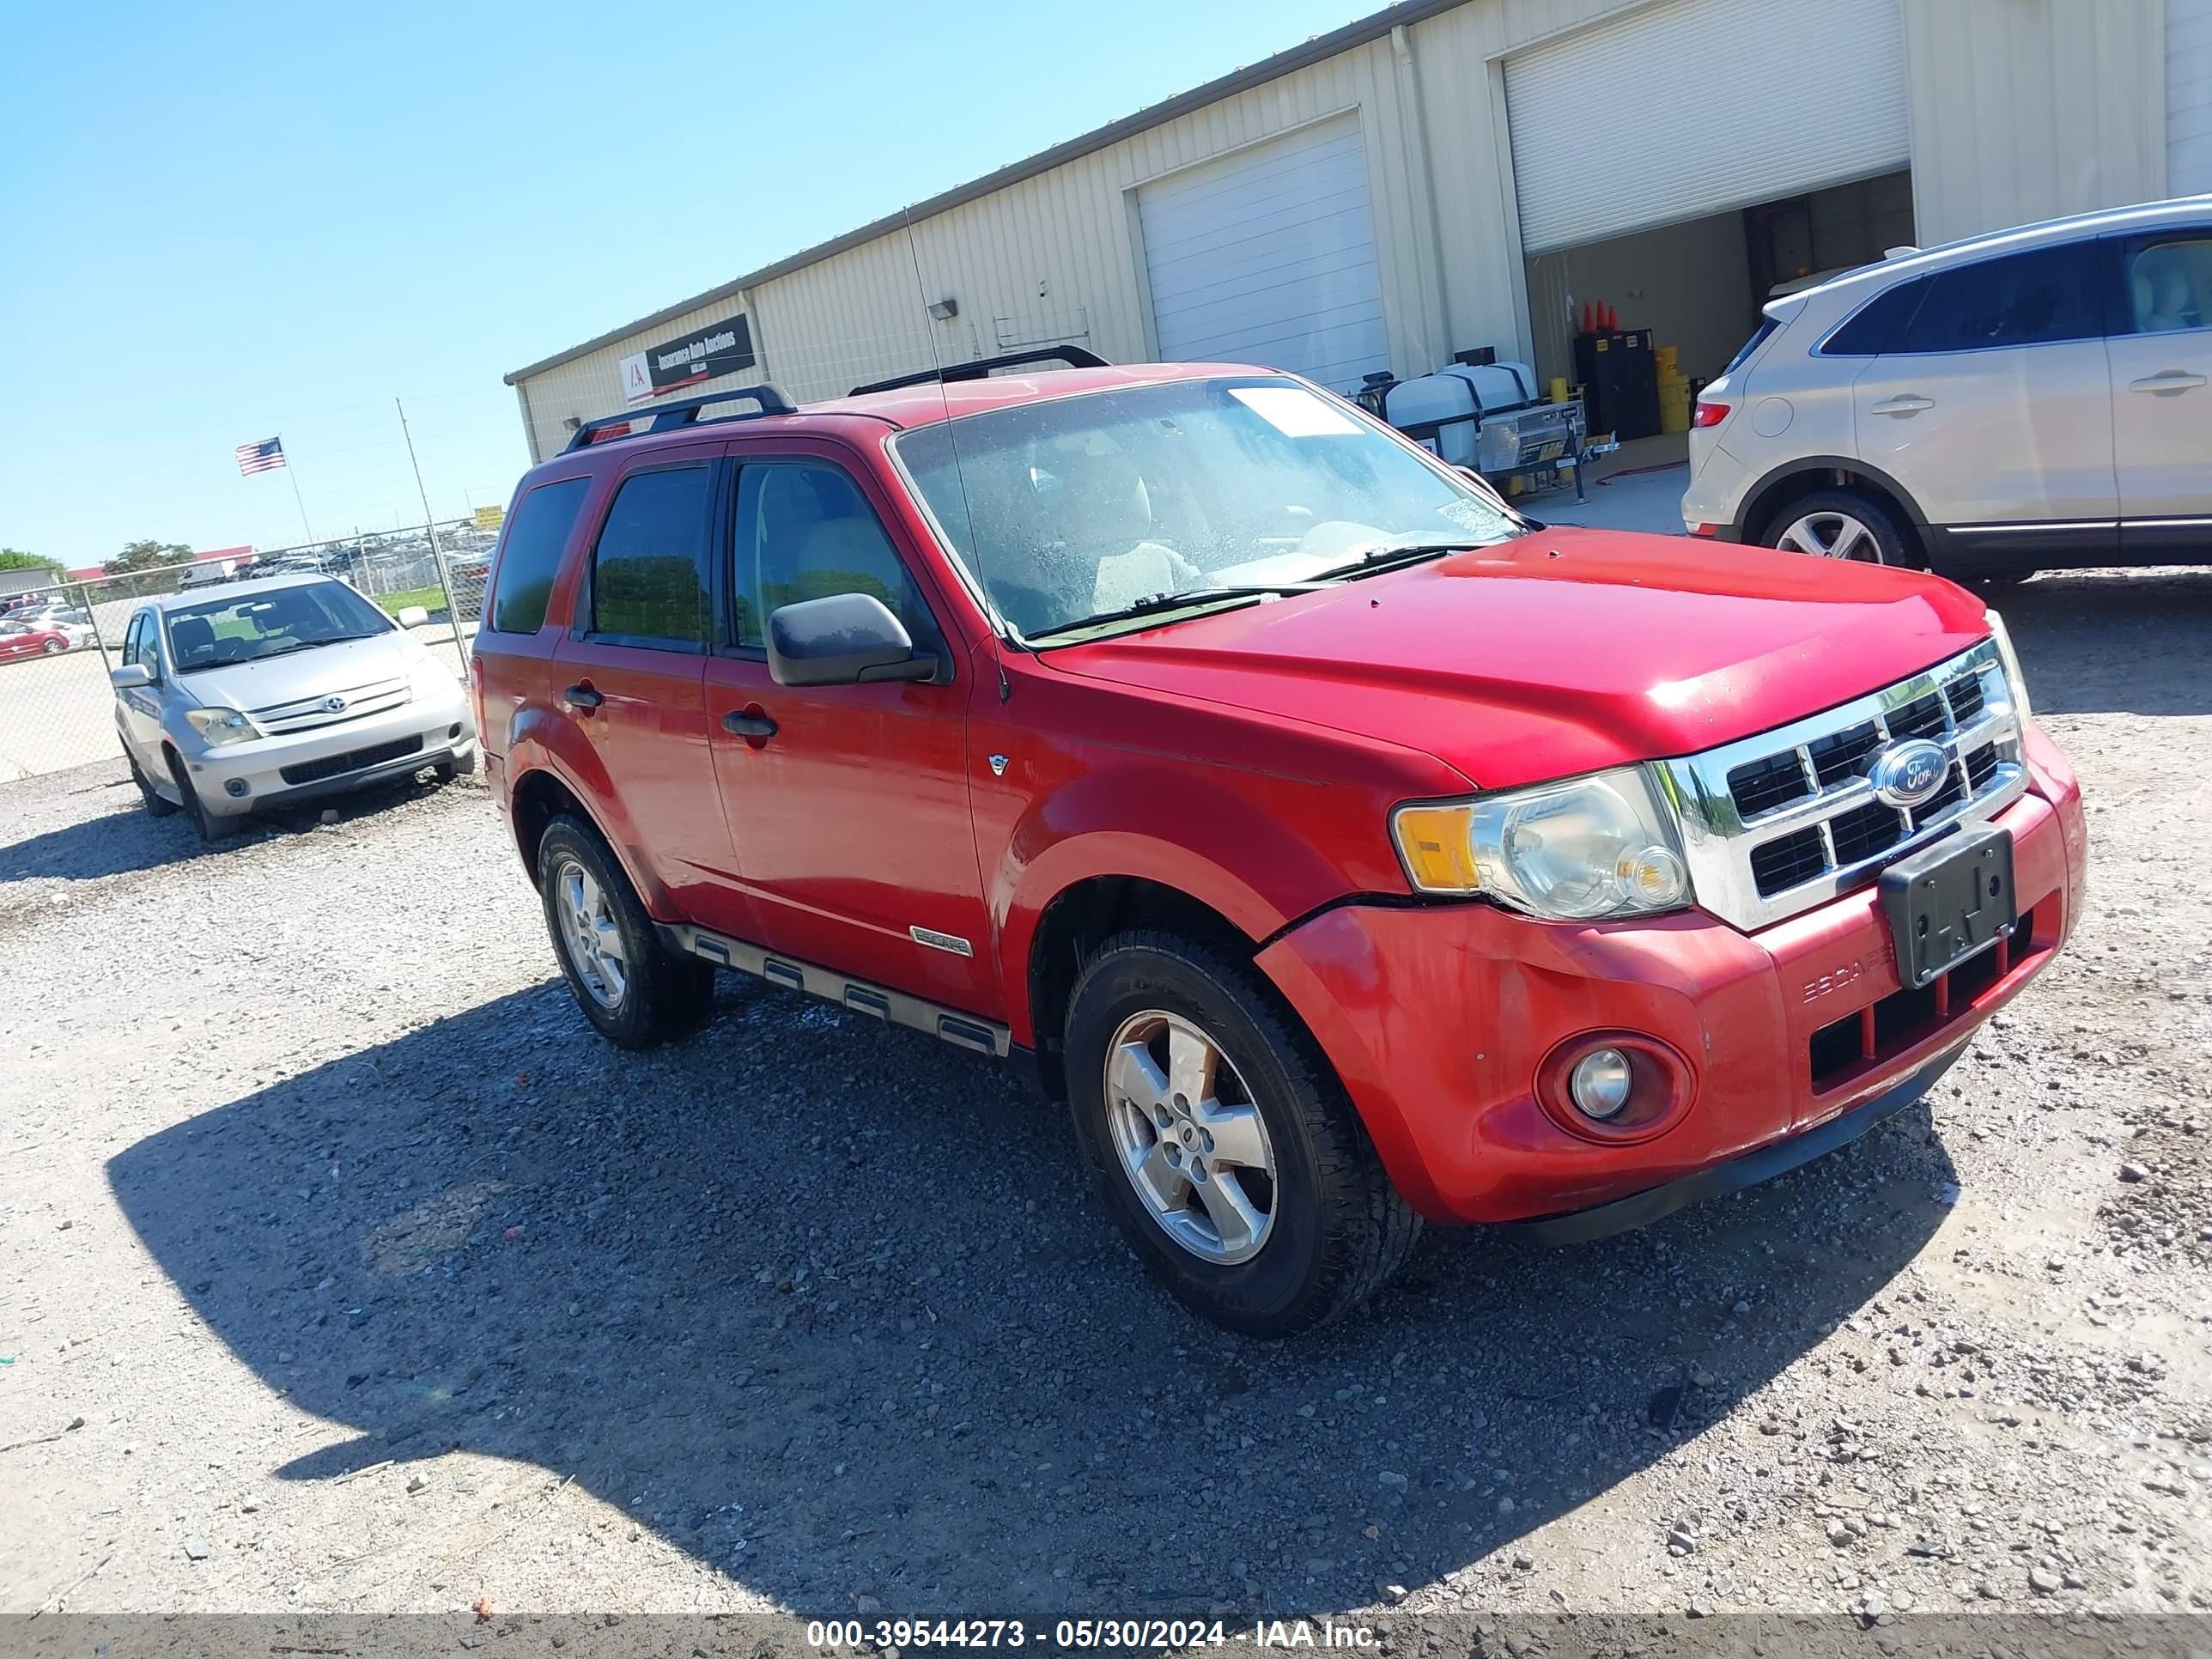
[
  {"x1": 126, "y1": 746, "x2": 176, "y2": 817},
  {"x1": 1762, "y1": 489, "x2": 1914, "y2": 566},
  {"x1": 165, "y1": 749, "x2": 232, "y2": 842},
  {"x1": 536, "y1": 814, "x2": 715, "y2": 1049},
  {"x1": 1064, "y1": 930, "x2": 1421, "y2": 1336}
]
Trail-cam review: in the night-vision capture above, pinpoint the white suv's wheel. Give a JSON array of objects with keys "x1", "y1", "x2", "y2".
[{"x1": 1763, "y1": 489, "x2": 1912, "y2": 566}]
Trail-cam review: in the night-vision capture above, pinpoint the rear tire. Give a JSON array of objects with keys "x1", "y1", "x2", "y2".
[
  {"x1": 536, "y1": 814, "x2": 715, "y2": 1049},
  {"x1": 126, "y1": 747, "x2": 176, "y2": 817},
  {"x1": 1063, "y1": 930, "x2": 1421, "y2": 1337},
  {"x1": 1761, "y1": 489, "x2": 1915, "y2": 567}
]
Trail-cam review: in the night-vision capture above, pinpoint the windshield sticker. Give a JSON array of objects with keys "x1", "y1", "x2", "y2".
[
  {"x1": 1437, "y1": 499, "x2": 1498, "y2": 533},
  {"x1": 1228, "y1": 386, "x2": 1360, "y2": 437}
]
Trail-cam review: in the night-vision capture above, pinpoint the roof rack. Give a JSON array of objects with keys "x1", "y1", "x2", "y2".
[
  {"x1": 848, "y1": 346, "x2": 1110, "y2": 398},
  {"x1": 563, "y1": 384, "x2": 795, "y2": 452}
]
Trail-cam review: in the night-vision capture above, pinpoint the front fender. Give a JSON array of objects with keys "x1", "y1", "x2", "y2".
[
  {"x1": 994, "y1": 755, "x2": 1382, "y2": 1048},
  {"x1": 503, "y1": 704, "x2": 670, "y2": 917}
]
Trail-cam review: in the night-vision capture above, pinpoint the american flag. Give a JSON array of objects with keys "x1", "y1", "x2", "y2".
[{"x1": 234, "y1": 437, "x2": 287, "y2": 476}]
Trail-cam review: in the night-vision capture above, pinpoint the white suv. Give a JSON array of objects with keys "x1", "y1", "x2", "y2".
[{"x1": 1681, "y1": 197, "x2": 2212, "y2": 577}]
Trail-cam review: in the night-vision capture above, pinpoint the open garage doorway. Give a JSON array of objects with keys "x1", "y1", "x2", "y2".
[{"x1": 1522, "y1": 169, "x2": 1917, "y2": 410}]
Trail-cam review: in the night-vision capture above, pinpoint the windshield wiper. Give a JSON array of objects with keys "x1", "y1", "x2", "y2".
[
  {"x1": 1025, "y1": 582, "x2": 1334, "y2": 642},
  {"x1": 1304, "y1": 539, "x2": 1510, "y2": 580}
]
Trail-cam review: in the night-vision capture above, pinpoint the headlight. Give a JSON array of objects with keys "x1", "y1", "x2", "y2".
[
  {"x1": 183, "y1": 706, "x2": 258, "y2": 747},
  {"x1": 1392, "y1": 765, "x2": 1692, "y2": 921},
  {"x1": 1982, "y1": 608, "x2": 2033, "y2": 726}
]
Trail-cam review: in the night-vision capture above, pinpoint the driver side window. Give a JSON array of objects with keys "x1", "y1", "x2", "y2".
[{"x1": 730, "y1": 461, "x2": 939, "y2": 653}]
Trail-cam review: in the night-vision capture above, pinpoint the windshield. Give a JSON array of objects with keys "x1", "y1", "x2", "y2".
[
  {"x1": 164, "y1": 580, "x2": 391, "y2": 672},
  {"x1": 893, "y1": 376, "x2": 1522, "y2": 641}
]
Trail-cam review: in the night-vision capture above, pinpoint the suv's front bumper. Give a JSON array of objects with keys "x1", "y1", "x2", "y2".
[
  {"x1": 1255, "y1": 725, "x2": 2086, "y2": 1229},
  {"x1": 176, "y1": 680, "x2": 477, "y2": 817}
]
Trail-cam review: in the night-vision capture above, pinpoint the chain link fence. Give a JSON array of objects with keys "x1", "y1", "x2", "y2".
[{"x1": 0, "y1": 520, "x2": 487, "y2": 785}]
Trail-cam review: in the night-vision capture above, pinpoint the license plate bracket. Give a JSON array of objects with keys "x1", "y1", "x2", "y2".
[{"x1": 1879, "y1": 823, "x2": 2017, "y2": 991}]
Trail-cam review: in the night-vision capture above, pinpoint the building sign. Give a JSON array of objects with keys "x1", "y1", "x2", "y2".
[
  {"x1": 619, "y1": 313, "x2": 757, "y2": 406},
  {"x1": 472, "y1": 504, "x2": 506, "y2": 533}
]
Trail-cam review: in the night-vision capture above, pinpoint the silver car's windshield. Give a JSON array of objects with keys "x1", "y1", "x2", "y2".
[
  {"x1": 893, "y1": 376, "x2": 1523, "y2": 642},
  {"x1": 165, "y1": 581, "x2": 391, "y2": 673}
]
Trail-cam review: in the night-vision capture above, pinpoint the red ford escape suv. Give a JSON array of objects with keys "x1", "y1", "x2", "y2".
[{"x1": 472, "y1": 350, "x2": 2085, "y2": 1336}]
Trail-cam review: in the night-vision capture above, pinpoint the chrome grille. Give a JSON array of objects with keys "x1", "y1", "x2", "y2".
[
  {"x1": 1655, "y1": 640, "x2": 2028, "y2": 932},
  {"x1": 251, "y1": 676, "x2": 410, "y2": 734}
]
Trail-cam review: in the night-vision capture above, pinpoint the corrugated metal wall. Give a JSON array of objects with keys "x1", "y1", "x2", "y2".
[
  {"x1": 1904, "y1": 0, "x2": 2166, "y2": 246},
  {"x1": 513, "y1": 0, "x2": 2172, "y2": 461},
  {"x1": 513, "y1": 0, "x2": 1639, "y2": 458}
]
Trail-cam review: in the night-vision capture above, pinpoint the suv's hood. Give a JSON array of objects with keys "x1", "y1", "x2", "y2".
[
  {"x1": 173, "y1": 634, "x2": 413, "y2": 713},
  {"x1": 1044, "y1": 528, "x2": 1993, "y2": 790}
]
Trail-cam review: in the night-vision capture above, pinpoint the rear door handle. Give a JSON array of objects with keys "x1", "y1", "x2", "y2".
[
  {"x1": 1870, "y1": 395, "x2": 1934, "y2": 416},
  {"x1": 562, "y1": 683, "x2": 603, "y2": 709},
  {"x1": 2130, "y1": 370, "x2": 2208, "y2": 394},
  {"x1": 722, "y1": 710, "x2": 778, "y2": 739}
]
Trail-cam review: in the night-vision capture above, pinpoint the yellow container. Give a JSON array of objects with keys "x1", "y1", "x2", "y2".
[
  {"x1": 1654, "y1": 344, "x2": 1679, "y2": 373},
  {"x1": 1548, "y1": 375, "x2": 1571, "y2": 404}
]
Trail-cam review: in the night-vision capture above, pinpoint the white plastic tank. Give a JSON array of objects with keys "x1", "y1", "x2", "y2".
[{"x1": 1378, "y1": 361, "x2": 1541, "y2": 466}]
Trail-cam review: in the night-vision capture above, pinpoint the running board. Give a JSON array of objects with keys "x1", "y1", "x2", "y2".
[{"x1": 660, "y1": 923, "x2": 1012, "y2": 1059}]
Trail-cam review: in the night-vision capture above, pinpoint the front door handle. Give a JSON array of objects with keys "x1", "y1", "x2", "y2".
[
  {"x1": 722, "y1": 709, "x2": 778, "y2": 739},
  {"x1": 1870, "y1": 395, "x2": 1935, "y2": 416},
  {"x1": 2130, "y1": 369, "x2": 2208, "y2": 394},
  {"x1": 562, "y1": 683, "x2": 603, "y2": 709}
]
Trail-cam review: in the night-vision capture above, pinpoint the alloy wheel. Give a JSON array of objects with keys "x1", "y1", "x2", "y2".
[
  {"x1": 553, "y1": 856, "x2": 629, "y2": 1009},
  {"x1": 1103, "y1": 1010, "x2": 1278, "y2": 1265},
  {"x1": 1776, "y1": 510, "x2": 1883, "y2": 562}
]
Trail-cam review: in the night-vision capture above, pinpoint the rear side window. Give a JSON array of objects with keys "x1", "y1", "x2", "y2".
[
  {"x1": 1722, "y1": 319, "x2": 1778, "y2": 374},
  {"x1": 1896, "y1": 245, "x2": 2095, "y2": 352},
  {"x1": 1820, "y1": 278, "x2": 1930, "y2": 356},
  {"x1": 486, "y1": 477, "x2": 591, "y2": 635},
  {"x1": 587, "y1": 465, "x2": 714, "y2": 648}
]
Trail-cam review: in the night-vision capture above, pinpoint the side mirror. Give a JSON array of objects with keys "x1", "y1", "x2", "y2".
[
  {"x1": 109, "y1": 663, "x2": 154, "y2": 689},
  {"x1": 395, "y1": 605, "x2": 430, "y2": 629},
  {"x1": 766, "y1": 592, "x2": 935, "y2": 688}
]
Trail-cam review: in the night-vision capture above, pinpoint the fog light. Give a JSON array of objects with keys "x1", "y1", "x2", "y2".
[
  {"x1": 448, "y1": 722, "x2": 462, "y2": 738},
  {"x1": 223, "y1": 778, "x2": 250, "y2": 798},
  {"x1": 1569, "y1": 1048, "x2": 1633, "y2": 1120}
]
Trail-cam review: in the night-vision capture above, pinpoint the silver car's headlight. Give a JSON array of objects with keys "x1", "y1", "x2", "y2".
[
  {"x1": 1393, "y1": 765, "x2": 1692, "y2": 921},
  {"x1": 183, "y1": 706, "x2": 258, "y2": 748},
  {"x1": 1982, "y1": 609, "x2": 2033, "y2": 726}
]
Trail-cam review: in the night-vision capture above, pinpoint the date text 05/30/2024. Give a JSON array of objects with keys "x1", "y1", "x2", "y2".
[{"x1": 803, "y1": 1619, "x2": 1378, "y2": 1650}]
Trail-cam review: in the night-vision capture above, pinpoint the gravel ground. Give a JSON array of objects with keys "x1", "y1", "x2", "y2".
[{"x1": 2, "y1": 568, "x2": 2208, "y2": 1638}]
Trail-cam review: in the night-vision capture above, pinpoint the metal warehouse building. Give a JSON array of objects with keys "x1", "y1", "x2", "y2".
[{"x1": 507, "y1": 0, "x2": 2211, "y2": 460}]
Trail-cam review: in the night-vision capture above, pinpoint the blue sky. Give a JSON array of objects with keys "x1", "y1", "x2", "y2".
[{"x1": 0, "y1": 0, "x2": 1369, "y2": 568}]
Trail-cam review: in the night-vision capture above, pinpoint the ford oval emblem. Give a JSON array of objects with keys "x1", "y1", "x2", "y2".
[{"x1": 1869, "y1": 738, "x2": 1949, "y2": 809}]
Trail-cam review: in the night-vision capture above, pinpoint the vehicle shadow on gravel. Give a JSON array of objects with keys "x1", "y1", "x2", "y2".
[
  {"x1": 2002, "y1": 568, "x2": 2212, "y2": 717},
  {"x1": 0, "y1": 766, "x2": 468, "y2": 884},
  {"x1": 109, "y1": 979, "x2": 1958, "y2": 1620}
]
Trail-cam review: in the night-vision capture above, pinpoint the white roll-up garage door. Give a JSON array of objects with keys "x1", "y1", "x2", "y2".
[
  {"x1": 1137, "y1": 114, "x2": 1389, "y2": 392},
  {"x1": 1506, "y1": 0, "x2": 1910, "y2": 255},
  {"x1": 2172, "y1": 0, "x2": 2212, "y2": 196}
]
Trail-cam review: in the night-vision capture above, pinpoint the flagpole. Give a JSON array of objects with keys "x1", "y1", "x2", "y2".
[
  {"x1": 280, "y1": 437, "x2": 316, "y2": 545},
  {"x1": 396, "y1": 398, "x2": 466, "y2": 667}
]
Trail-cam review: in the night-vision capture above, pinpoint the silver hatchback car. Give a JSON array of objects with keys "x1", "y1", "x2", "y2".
[
  {"x1": 110, "y1": 574, "x2": 476, "y2": 838},
  {"x1": 1681, "y1": 197, "x2": 2212, "y2": 578}
]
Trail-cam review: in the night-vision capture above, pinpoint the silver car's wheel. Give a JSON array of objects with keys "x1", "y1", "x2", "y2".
[
  {"x1": 1776, "y1": 510, "x2": 1883, "y2": 562},
  {"x1": 1104, "y1": 1010, "x2": 1278, "y2": 1265},
  {"x1": 551, "y1": 855, "x2": 628, "y2": 1009}
]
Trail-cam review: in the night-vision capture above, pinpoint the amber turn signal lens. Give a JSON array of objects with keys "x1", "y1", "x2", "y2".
[{"x1": 1393, "y1": 805, "x2": 1480, "y2": 894}]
